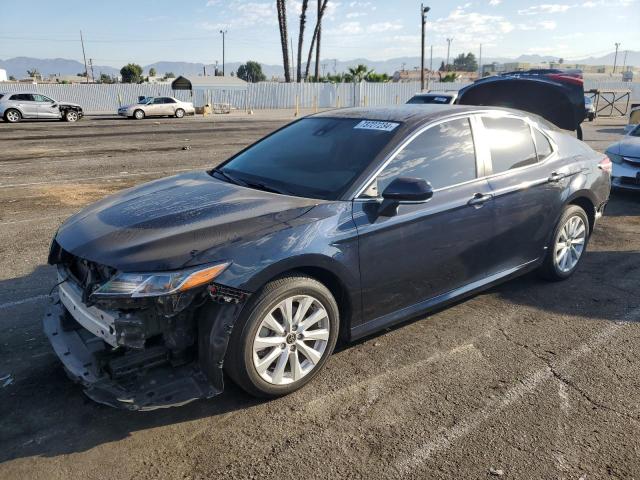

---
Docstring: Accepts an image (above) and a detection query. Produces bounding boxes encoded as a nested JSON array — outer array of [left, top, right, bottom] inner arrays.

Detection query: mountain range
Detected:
[[1, 51, 637, 79]]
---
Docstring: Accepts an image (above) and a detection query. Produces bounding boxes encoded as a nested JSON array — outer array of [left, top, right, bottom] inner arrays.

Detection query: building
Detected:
[[0, 69, 7, 82]]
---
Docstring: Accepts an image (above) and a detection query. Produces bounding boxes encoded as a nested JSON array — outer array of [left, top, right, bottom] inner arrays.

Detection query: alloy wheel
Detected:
[[6, 110, 20, 122], [252, 295, 330, 385], [555, 215, 586, 273], [66, 111, 78, 122]]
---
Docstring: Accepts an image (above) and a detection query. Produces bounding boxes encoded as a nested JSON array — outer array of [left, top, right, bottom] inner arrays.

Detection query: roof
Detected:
[[312, 105, 484, 128], [171, 75, 248, 90]]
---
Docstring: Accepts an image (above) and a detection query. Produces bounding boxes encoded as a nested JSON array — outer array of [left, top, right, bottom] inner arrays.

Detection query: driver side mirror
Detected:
[[378, 177, 433, 216]]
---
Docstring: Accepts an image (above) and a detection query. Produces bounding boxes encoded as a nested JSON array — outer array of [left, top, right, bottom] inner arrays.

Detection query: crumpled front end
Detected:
[[43, 245, 249, 411]]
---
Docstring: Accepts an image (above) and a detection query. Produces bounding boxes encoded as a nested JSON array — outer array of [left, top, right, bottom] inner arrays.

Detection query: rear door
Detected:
[[477, 114, 566, 271], [34, 94, 60, 119], [162, 97, 177, 115], [10, 93, 38, 118], [353, 116, 496, 323]]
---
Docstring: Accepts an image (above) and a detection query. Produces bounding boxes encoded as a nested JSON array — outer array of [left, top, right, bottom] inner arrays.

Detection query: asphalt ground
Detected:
[[0, 112, 639, 480]]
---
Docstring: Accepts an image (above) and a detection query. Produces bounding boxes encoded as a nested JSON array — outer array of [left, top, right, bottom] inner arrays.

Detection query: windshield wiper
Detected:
[[241, 179, 290, 195], [212, 168, 246, 187]]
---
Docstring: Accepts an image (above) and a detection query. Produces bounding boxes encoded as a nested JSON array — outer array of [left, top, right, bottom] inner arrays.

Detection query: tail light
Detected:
[[598, 156, 612, 174]]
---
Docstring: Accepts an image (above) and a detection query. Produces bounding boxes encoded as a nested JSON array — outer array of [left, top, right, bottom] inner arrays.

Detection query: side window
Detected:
[[152, 98, 164, 104], [164, 97, 176, 103], [33, 94, 53, 103], [375, 117, 477, 193], [533, 128, 553, 161], [482, 116, 538, 173], [11, 93, 34, 101]]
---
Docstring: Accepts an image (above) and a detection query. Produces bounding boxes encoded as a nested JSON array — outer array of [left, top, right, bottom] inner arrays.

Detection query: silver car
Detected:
[[605, 125, 640, 190], [118, 96, 195, 119], [0, 92, 83, 123]]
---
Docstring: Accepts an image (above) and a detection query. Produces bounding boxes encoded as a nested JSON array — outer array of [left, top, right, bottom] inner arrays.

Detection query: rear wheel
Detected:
[[225, 275, 339, 397], [133, 109, 145, 120], [175, 108, 185, 118], [4, 109, 21, 123], [539, 205, 589, 281]]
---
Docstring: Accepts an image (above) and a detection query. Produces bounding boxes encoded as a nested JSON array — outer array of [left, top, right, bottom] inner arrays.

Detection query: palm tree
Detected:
[[347, 64, 372, 83], [276, 0, 291, 82], [296, 0, 309, 82], [314, 0, 323, 81], [303, 0, 329, 80]]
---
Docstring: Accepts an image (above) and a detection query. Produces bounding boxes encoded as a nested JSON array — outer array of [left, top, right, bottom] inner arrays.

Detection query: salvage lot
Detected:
[[0, 113, 639, 479]]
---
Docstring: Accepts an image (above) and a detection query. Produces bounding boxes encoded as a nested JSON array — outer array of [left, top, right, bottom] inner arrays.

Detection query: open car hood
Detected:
[[456, 74, 585, 132]]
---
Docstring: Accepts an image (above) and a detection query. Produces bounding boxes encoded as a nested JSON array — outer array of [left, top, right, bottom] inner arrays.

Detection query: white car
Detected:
[[406, 92, 458, 105], [118, 96, 195, 119]]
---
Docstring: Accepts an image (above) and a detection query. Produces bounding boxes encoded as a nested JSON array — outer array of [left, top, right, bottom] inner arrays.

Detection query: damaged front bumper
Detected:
[[43, 293, 220, 410]]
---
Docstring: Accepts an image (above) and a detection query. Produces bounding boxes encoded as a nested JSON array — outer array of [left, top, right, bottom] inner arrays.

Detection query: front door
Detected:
[[34, 94, 60, 119], [11, 93, 38, 118], [353, 117, 496, 325]]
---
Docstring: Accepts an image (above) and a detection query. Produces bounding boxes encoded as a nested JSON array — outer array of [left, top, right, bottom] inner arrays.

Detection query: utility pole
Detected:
[[219, 30, 227, 76], [420, 4, 430, 91], [88, 58, 95, 82], [80, 30, 89, 84], [622, 50, 628, 71], [613, 42, 620, 73], [446, 38, 453, 72], [478, 43, 482, 78]]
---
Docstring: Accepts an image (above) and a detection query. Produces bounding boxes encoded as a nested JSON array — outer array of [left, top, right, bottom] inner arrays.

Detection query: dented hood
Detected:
[[53, 171, 319, 271], [457, 75, 585, 131]]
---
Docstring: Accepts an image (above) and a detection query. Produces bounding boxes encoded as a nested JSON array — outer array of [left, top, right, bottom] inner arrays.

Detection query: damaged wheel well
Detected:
[[569, 196, 595, 234]]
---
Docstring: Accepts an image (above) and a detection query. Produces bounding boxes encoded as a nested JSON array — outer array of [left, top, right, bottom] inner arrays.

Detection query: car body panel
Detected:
[[457, 75, 585, 132], [606, 129, 640, 190], [0, 92, 83, 120]]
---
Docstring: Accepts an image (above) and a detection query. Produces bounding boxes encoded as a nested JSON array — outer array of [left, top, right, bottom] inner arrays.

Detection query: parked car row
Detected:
[[0, 92, 195, 123]]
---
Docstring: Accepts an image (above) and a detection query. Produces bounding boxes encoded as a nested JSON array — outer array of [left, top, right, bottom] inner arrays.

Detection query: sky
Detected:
[[0, 0, 638, 67]]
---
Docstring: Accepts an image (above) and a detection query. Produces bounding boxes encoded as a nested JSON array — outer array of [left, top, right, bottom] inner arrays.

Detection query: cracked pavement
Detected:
[[0, 113, 639, 479]]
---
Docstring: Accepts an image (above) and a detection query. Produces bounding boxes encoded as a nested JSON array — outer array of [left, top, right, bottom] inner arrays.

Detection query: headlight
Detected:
[[606, 151, 623, 164], [91, 262, 229, 299]]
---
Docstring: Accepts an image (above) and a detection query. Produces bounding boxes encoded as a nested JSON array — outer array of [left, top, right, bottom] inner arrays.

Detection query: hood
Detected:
[[456, 75, 585, 131], [608, 135, 640, 157], [59, 101, 82, 108], [53, 171, 320, 271]]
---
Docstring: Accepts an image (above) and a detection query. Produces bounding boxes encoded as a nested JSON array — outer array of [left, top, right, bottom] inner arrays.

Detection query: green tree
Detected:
[[365, 71, 390, 83], [237, 61, 267, 82], [9, 75, 16, 81], [98, 73, 115, 84], [149, 67, 157, 77], [26, 68, 40, 78], [347, 64, 372, 83], [120, 63, 143, 83], [452, 53, 478, 72]]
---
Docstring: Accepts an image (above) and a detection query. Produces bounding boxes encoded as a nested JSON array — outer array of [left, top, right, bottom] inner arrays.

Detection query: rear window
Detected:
[[482, 116, 538, 173], [407, 95, 452, 104], [533, 128, 553, 161]]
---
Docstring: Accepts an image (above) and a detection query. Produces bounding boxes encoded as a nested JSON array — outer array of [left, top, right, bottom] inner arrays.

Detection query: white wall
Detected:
[[0, 69, 7, 82]]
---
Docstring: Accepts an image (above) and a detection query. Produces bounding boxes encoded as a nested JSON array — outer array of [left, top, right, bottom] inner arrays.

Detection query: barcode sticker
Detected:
[[354, 120, 400, 132]]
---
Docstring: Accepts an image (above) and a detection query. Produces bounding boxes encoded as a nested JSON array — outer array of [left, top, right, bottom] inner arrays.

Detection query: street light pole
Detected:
[[421, 4, 430, 92], [220, 30, 227, 76], [613, 42, 620, 74], [446, 37, 453, 72]]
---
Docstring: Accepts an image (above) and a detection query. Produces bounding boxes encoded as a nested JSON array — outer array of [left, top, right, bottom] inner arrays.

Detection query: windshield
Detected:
[[137, 97, 153, 104], [217, 117, 401, 200], [630, 125, 640, 137], [407, 95, 452, 104]]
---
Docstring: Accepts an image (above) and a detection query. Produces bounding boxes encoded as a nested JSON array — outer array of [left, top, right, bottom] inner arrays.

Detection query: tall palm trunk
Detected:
[[303, 0, 328, 81], [277, 0, 291, 82], [296, 0, 309, 82], [314, 0, 322, 81]]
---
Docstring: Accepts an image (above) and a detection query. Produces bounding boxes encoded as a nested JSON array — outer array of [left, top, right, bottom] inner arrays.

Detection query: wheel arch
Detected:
[[566, 191, 596, 234], [241, 254, 359, 341]]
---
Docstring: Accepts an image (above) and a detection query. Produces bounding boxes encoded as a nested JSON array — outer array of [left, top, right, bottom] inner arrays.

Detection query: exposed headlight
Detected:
[[91, 262, 229, 299]]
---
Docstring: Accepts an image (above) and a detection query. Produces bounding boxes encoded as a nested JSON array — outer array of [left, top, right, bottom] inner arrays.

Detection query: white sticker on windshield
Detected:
[[354, 120, 399, 132], [434, 96, 449, 103]]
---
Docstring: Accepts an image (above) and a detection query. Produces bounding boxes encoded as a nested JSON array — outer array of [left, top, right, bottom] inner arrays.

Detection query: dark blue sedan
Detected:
[[45, 105, 611, 409]]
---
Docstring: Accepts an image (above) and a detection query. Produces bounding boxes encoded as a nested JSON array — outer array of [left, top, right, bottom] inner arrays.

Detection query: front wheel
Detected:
[[133, 109, 145, 120], [225, 275, 339, 397], [539, 205, 590, 281], [63, 110, 79, 122], [175, 108, 185, 118]]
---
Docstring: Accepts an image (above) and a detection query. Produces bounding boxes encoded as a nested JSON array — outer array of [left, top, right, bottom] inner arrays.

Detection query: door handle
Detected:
[[547, 172, 564, 183], [468, 193, 492, 207]]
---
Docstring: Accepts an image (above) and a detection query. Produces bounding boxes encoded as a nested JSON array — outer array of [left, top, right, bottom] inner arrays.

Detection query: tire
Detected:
[[63, 110, 79, 122], [576, 124, 583, 140], [175, 108, 185, 119], [133, 109, 145, 120], [4, 109, 22, 123], [225, 274, 339, 398], [538, 205, 590, 281]]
